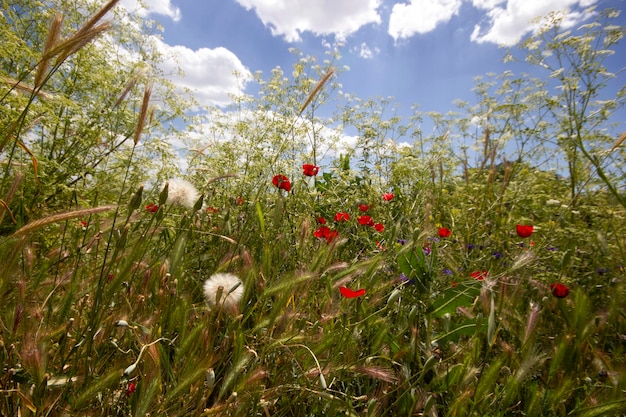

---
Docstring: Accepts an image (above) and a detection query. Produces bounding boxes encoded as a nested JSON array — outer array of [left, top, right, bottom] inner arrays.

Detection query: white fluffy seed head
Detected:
[[203, 273, 244, 314], [164, 179, 200, 209]]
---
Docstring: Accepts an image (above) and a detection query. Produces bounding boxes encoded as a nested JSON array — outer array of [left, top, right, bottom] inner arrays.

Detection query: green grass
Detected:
[[1, 1, 625, 415]]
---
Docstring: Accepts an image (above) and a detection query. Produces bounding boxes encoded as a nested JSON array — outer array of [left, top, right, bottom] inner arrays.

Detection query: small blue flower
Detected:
[[443, 268, 453, 275], [493, 251, 503, 260]]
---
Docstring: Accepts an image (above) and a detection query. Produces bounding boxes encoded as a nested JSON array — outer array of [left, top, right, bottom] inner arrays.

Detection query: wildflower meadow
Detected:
[[1, 1, 625, 416]]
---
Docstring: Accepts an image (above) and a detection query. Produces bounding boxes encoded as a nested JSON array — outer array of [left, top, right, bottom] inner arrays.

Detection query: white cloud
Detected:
[[152, 37, 251, 107], [471, 0, 506, 10], [470, 0, 598, 45], [388, 0, 463, 41], [118, 0, 181, 22], [234, 0, 382, 42], [352, 42, 380, 59]]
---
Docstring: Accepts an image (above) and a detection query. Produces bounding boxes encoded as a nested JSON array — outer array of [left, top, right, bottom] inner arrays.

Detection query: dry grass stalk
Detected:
[[34, 14, 64, 88], [53, 22, 112, 65], [133, 84, 152, 145], [46, 0, 120, 64], [424, 202, 432, 233], [0, 200, 16, 224], [500, 159, 512, 194], [0, 171, 24, 225], [610, 131, 626, 153], [76, 0, 120, 39], [1, 76, 54, 100], [114, 66, 148, 108], [299, 67, 335, 114], [353, 366, 398, 384], [523, 302, 541, 345], [12, 205, 117, 237]]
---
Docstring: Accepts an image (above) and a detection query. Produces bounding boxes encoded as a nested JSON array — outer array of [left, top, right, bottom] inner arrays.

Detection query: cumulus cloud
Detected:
[[388, 0, 463, 41], [234, 0, 382, 42], [354, 42, 380, 59], [152, 37, 251, 107], [118, 0, 181, 22], [470, 0, 598, 45]]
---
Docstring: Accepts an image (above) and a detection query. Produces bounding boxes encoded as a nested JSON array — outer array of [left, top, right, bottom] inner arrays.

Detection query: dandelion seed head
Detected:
[[203, 273, 244, 313], [165, 179, 200, 209]]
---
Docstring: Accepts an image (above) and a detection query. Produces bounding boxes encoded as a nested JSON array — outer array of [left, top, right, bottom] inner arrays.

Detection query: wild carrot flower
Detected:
[[302, 164, 319, 176], [438, 227, 451, 238], [203, 273, 244, 313], [516, 224, 534, 238], [550, 283, 569, 298], [165, 179, 200, 209], [272, 174, 291, 192], [382, 192, 394, 201], [334, 212, 350, 222], [340, 286, 366, 298]]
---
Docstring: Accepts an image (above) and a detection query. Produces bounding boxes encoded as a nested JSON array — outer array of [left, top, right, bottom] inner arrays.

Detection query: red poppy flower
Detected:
[[470, 270, 488, 281], [302, 164, 319, 176], [326, 229, 339, 242], [358, 204, 370, 212], [145, 204, 159, 213], [516, 225, 533, 238], [357, 215, 374, 226], [374, 223, 385, 232], [205, 206, 219, 214], [126, 382, 136, 397], [334, 212, 350, 222], [317, 216, 327, 224], [272, 174, 291, 192], [382, 193, 394, 201], [80, 221, 88, 228], [236, 197, 244, 205], [550, 283, 570, 298], [438, 227, 451, 238], [340, 286, 366, 298], [314, 226, 330, 239], [314, 226, 338, 243]]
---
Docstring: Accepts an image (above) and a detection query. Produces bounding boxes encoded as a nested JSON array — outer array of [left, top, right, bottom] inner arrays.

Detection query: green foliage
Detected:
[[0, 2, 625, 417]]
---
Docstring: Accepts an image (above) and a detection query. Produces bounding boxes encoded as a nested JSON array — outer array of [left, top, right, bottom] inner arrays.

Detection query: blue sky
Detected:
[[118, 0, 625, 148]]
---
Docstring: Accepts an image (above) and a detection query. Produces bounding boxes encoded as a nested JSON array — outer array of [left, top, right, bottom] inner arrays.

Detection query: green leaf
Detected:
[[428, 281, 481, 318], [397, 246, 432, 293]]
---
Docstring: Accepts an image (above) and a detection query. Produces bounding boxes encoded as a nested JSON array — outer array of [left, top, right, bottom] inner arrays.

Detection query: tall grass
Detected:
[[1, 2, 625, 416]]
